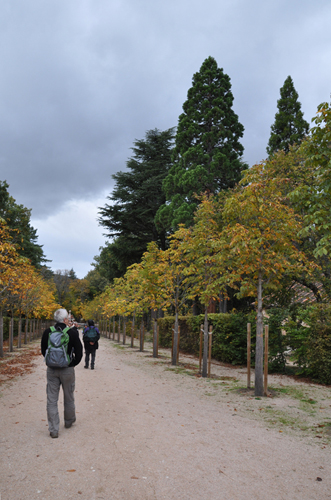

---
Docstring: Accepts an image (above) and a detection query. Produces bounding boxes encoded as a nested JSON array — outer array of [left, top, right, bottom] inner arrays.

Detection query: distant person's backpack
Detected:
[[45, 326, 71, 368], [83, 326, 98, 343]]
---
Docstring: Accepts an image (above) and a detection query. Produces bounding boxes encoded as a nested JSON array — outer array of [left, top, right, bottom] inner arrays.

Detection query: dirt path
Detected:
[[1, 335, 331, 500]]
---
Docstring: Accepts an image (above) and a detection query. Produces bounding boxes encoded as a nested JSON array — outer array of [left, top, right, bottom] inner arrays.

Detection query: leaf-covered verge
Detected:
[[0, 341, 40, 385]]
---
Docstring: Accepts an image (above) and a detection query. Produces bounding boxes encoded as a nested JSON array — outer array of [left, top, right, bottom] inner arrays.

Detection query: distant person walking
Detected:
[[83, 320, 100, 370], [41, 308, 82, 438]]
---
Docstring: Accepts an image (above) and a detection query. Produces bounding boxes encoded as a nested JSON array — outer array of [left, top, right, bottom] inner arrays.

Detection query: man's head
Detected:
[[88, 320, 94, 327], [54, 308, 69, 324]]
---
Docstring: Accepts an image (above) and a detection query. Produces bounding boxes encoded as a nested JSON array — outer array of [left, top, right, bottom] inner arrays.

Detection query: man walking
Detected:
[[83, 319, 100, 370], [41, 308, 82, 438]]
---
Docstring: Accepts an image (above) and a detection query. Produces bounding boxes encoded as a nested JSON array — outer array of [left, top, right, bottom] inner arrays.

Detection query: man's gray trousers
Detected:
[[46, 366, 76, 434]]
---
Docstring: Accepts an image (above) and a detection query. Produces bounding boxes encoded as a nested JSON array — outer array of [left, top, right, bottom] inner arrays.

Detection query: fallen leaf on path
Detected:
[[67, 469, 76, 472]]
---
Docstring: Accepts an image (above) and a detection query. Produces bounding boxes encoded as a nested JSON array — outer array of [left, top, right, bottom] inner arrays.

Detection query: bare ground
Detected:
[[0, 333, 331, 500]]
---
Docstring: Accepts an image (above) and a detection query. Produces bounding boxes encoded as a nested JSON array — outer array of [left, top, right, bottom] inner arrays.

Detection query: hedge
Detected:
[[158, 309, 290, 370]]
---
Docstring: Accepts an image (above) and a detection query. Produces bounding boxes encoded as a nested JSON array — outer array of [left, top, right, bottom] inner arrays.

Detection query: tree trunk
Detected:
[[123, 316, 126, 345], [202, 307, 209, 377], [255, 272, 264, 397], [0, 310, 3, 357], [139, 319, 144, 352], [18, 316, 22, 348], [118, 316, 121, 342], [25, 318, 28, 344], [153, 317, 158, 358], [131, 311, 136, 348], [171, 310, 179, 366], [219, 293, 228, 313], [9, 315, 14, 352]]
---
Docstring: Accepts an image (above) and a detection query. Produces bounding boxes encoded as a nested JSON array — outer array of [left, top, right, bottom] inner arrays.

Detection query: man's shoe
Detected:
[[84, 366, 88, 369], [91, 367, 94, 370], [65, 417, 76, 429], [50, 432, 58, 438]]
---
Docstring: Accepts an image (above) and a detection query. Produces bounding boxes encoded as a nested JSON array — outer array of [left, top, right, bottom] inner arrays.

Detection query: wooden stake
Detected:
[[208, 325, 212, 377], [247, 323, 251, 389], [264, 325, 269, 396]]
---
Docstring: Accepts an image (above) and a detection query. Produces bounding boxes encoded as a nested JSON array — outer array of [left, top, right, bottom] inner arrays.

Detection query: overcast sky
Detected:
[[1, 0, 330, 278]]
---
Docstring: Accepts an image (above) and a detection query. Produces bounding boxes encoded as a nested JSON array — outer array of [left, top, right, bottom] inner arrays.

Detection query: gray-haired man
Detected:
[[41, 308, 82, 438]]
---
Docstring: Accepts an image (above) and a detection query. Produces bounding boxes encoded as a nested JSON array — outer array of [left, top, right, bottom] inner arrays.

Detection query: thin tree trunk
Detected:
[[131, 311, 136, 348], [153, 317, 158, 358], [118, 316, 121, 342], [123, 316, 126, 345], [18, 316, 22, 348], [25, 317, 29, 344], [202, 307, 209, 377], [0, 310, 3, 357], [139, 319, 144, 352], [255, 272, 264, 397], [9, 315, 14, 352]]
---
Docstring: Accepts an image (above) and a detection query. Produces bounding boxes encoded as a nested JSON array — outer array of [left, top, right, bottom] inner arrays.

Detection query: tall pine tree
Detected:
[[267, 76, 309, 155], [156, 56, 246, 229]]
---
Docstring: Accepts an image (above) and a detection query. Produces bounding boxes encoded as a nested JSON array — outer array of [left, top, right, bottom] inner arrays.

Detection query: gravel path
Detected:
[[0, 335, 331, 500]]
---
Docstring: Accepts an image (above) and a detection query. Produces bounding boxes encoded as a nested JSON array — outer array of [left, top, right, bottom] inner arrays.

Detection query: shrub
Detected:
[[287, 304, 331, 384]]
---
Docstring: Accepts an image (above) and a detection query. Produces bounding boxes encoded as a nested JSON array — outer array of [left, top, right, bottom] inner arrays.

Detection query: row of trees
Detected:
[[83, 99, 331, 396], [0, 222, 59, 355]]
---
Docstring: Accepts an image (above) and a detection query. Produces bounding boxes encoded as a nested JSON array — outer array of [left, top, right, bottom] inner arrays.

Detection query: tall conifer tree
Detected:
[[156, 56, 246, 229], [98, 128, 174, 277], [267, 76, 309, 155]]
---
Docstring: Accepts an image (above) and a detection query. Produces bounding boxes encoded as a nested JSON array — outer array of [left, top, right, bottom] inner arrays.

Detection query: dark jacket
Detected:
[[41, 322, 83, 367], [83, 326, 100, 352]]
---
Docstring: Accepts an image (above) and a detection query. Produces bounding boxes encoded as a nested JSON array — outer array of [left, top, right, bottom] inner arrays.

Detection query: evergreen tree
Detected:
[[267, 76, 309, 156], [98, 128, 174, 277], [156, 56, 246, 229]]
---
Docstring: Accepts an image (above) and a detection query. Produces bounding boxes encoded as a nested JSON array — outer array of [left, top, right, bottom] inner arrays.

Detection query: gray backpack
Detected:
[[45, 326, 71, 368]]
